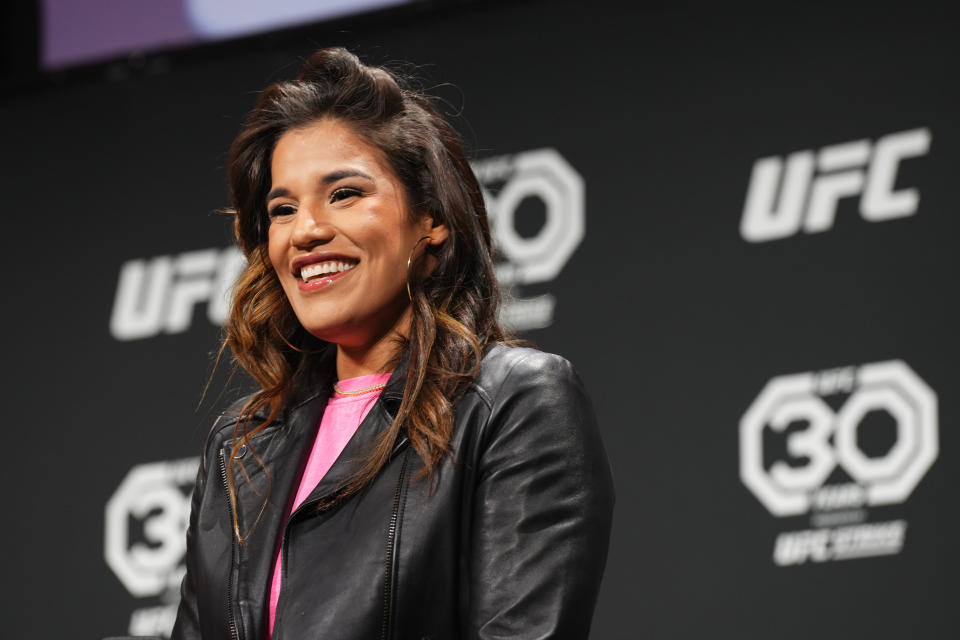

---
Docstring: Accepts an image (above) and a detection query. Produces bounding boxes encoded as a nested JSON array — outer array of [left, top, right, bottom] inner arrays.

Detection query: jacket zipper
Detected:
[[380, 450, 410, 640], [219, 449, 241, 640]]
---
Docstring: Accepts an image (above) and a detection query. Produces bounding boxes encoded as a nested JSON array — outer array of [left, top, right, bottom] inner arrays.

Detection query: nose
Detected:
[[290, 202, 335, 249]]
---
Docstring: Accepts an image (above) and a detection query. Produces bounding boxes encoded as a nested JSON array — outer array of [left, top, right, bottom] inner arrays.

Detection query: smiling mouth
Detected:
[[298, 260, 358, 283]]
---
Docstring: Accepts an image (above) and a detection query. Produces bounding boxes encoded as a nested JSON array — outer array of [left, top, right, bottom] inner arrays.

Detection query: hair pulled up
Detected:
[[222, 47, 505, 541]]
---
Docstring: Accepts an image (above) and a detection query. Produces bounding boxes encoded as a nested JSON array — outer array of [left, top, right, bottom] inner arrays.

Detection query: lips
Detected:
[[291, 253, 359, 288]]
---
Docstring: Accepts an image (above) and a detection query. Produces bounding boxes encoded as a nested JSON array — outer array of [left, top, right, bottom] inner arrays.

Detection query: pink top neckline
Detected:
[[330, 372, 393, 400]]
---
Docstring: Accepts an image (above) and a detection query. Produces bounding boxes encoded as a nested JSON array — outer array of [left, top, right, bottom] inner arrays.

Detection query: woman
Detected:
[[173, 47, 614, 640]]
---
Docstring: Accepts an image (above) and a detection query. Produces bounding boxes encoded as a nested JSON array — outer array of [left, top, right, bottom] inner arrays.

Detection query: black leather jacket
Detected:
[[172, 345, 614, 640]]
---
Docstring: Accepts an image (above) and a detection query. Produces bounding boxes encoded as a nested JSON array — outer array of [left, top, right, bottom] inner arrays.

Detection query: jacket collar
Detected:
[[290, 345, 411, 513], [234, 344, 412, 524]]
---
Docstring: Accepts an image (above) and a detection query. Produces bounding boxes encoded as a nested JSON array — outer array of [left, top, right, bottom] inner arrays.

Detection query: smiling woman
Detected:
[[173, 47, 614, 640]]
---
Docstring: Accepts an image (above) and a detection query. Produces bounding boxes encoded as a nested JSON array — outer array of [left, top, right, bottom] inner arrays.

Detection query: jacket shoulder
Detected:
[[474, 345, 581, 403], [217, 392, 258, 427], [201, 392, 260, 455], [475, 345, 576, 394]]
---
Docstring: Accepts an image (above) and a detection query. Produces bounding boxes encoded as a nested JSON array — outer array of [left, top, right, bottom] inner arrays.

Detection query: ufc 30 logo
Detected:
[[473, 148, 584, 287], [740, 361, 938, 517], [740, 128, 930, 242], [110, 246, 246, 341], [105, 458, 199, 597]]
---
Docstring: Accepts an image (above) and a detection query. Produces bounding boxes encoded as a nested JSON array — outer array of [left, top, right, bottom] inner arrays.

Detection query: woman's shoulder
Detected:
[[474, 344, 583, 403], [201, 392, 261, 448], [218, 392, 258, 423], [478, 343, 574, 372], [469, 345, 605, 467]]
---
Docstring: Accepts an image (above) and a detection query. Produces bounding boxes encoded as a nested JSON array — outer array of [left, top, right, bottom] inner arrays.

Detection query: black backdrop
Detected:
[[2, 2, 957, 638]]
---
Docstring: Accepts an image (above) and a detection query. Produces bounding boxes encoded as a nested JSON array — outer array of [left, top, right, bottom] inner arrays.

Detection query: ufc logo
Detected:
[[110, 247, 246, 341], [740, 128, 930, 242], [473, 148, 585, 286], [740, 360, 938, 517]]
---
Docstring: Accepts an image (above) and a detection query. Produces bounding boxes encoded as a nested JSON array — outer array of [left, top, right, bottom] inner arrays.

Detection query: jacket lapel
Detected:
[[292, 359, 409, 514], [230, 355, 334, 638]]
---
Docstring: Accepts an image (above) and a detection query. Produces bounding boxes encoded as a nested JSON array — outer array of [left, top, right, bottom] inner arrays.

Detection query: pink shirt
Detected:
[[267, 373, 392, 638]]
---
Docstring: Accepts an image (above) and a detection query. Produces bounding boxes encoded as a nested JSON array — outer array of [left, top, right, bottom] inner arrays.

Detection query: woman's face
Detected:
[[267, 118, 443, 348]]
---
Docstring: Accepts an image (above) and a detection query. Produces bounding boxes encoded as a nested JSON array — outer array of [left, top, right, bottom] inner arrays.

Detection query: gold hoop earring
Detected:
[[406, 235, 432, 301]]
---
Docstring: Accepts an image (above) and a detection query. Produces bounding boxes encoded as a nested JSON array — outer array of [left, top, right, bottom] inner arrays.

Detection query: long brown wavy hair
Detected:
[[221, 47, 507, 541]]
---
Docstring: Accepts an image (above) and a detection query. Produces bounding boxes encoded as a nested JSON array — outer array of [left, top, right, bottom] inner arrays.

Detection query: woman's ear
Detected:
[[423, 216, 450, 245]]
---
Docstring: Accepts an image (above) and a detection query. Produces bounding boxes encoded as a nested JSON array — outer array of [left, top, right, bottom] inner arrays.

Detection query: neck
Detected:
[[334, 306, 412, 380]]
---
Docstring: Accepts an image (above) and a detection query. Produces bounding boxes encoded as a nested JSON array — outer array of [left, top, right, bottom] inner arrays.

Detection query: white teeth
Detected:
[[301, 261, 356, 282]]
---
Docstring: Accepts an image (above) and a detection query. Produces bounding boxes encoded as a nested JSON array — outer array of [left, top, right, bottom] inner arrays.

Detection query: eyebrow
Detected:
[[266, 169, 375, 201]]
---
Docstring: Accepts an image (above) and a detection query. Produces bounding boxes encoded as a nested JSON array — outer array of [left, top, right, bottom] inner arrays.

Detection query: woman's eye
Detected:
[[268, 204, 296, 218], [330, 187, 362, 203]]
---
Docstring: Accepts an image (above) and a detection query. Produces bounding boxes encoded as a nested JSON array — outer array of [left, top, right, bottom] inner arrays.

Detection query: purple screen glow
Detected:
[[42, 0, 411, 70]]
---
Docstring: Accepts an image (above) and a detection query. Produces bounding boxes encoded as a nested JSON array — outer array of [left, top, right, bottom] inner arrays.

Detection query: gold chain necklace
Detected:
[[332, 381, 388, 397]]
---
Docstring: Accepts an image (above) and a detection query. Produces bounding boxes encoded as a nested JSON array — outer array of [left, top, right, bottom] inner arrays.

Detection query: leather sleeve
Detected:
[[467, 351, 615, 639], [171, 427, 214, 640]]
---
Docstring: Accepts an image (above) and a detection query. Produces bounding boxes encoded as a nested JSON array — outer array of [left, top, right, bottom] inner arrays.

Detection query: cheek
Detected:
[[267, 227, 286, 274]]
